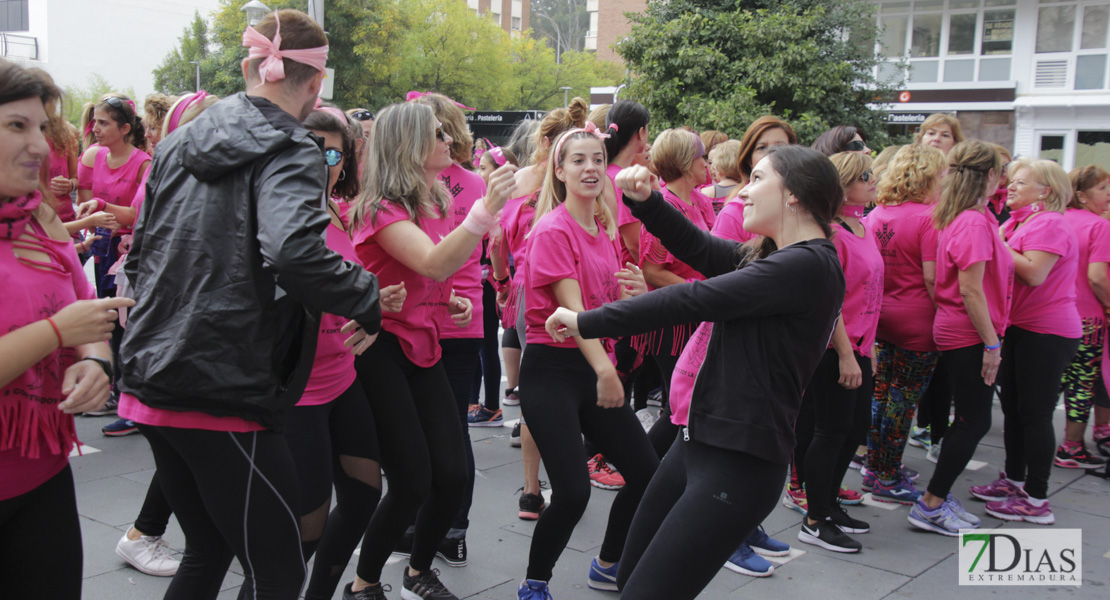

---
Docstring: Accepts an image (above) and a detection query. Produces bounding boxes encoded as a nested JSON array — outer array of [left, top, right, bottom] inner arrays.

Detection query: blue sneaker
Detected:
[[908, 500, 974, 537], [871, 477, 922, 505], [746, 526, 790, 557], [102, 418, 138, 437], [908, 426, 930, 449], [587, 557, 619, 591], [724, 542, 774, 577], [518, 579, 553, 600], [945, 493, 981, 527], [901, 465, 920, 482], [861, 468, 877, 491]]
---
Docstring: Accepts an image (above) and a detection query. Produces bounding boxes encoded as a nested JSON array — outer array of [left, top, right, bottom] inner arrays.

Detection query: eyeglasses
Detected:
[[351, 110, 374, 122], [435, 126, 446, 142], [325, 148, 344, 167], [844, 139, 867, 152], [859, 170, 873, 183]]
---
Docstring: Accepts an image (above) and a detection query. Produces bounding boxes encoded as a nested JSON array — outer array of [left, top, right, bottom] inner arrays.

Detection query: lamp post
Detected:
[[242, 0, 271, 27], [190, 60, 200, 92], [560, 86, 573, 106]]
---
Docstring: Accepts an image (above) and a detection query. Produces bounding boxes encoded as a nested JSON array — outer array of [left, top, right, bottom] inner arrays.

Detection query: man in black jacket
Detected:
[[118, 10, 381, 599]]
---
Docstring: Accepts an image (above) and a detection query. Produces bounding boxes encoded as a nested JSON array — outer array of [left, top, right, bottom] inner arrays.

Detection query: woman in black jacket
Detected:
[[545, 145, 845, 600]]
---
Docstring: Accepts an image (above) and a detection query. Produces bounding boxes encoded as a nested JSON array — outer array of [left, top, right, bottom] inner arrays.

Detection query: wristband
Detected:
[[94, 198, 107, 212], [69, 178, 78, 193], [983, 341, 1001, 351], [461, 200, 500, 236], [45, 317, 64, 349], [79, 356, 113, 383]]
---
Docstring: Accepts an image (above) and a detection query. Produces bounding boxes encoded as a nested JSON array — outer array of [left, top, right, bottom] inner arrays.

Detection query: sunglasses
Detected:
[[844, 139, 867, 152], [859, 170, 873, 183], [435, 126, 446, 142], [325, 148, 344, 167], [351, 110, 374, 122], [103, 96, 135, 115]]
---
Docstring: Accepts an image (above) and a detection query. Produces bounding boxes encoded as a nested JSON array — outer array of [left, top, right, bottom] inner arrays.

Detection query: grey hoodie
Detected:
[[120, 93, 381, 430]]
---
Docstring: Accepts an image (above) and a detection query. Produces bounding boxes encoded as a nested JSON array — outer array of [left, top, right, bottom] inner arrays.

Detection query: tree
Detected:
[[617, 0, 897, 145], [531, 0, 589, 59], [63, 74, 137, 124], [152, 12, 211, 95]]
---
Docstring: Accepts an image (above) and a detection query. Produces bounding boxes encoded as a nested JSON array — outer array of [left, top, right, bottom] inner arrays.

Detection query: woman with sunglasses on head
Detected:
[[516, 125, 658, 600], [344, 101, 516, 600], [971, 159, 1081, 525], [813, 125, 871, 157]]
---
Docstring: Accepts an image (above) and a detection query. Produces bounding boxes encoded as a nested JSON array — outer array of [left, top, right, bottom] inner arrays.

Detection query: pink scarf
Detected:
[[242, 19, 329, 87], [0, 192, 43, 240]]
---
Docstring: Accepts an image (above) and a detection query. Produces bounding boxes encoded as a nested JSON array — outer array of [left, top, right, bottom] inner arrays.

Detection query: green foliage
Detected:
[[151, 0, 619, 112], [62, 73, 137, 124], [617, 0, 897, 146], [531, 0, 588, 56]]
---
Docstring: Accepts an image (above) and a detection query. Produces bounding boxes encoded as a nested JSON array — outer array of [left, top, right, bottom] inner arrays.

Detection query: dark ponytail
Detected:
[[604, 100, 650, 161]]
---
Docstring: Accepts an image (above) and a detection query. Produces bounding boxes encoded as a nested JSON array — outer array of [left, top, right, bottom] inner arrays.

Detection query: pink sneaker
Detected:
[[985, 496, 1055, 525], [969, 472, 1027, 502]]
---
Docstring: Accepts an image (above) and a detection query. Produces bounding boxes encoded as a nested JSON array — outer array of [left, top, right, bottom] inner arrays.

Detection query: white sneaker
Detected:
[[927, 439, 942, 464], [116, 533, 180, 577]]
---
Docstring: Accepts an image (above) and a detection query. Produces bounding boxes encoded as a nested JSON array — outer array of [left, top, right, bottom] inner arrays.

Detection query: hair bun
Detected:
[[566, 97, 589, 128]]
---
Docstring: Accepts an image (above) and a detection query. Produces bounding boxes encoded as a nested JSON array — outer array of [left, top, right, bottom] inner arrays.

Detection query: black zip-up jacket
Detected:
[[577, 191, 845, 464], [120, 94, 381, 430]]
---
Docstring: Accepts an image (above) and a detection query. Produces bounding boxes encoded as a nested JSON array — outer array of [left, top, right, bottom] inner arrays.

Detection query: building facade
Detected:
[[585, 0, 644, 63], [468, 0, 529, 36]]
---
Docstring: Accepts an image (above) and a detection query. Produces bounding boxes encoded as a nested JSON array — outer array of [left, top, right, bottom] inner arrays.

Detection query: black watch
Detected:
[[80, 356, 113, 384]]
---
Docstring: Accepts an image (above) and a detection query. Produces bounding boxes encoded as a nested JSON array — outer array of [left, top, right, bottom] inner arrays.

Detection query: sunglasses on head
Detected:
[[859, 170, 873, 183], [103, 96, 135, 116], [325, 148, 344, 167], [844, 139, 867, 152], [351, 110, 374, 122]]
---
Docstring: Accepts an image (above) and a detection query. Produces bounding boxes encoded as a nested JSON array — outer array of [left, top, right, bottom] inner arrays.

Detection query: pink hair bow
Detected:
[[405, 91, 476, 111], [553, 121, 611, 165], [242, 18, 329, 87], [489, 147, 507, 167]]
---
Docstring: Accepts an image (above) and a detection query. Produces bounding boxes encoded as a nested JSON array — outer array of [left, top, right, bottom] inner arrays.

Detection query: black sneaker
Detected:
[[510, 422, 522, 448], [827, 506, 870, 534], [518, 492, 545, 520], [797, 519, 862, 553], [402, 567, 458, 600], [392, 529, 414, 558], [343, 582, 391, 600], [435, 537, 467, 567]]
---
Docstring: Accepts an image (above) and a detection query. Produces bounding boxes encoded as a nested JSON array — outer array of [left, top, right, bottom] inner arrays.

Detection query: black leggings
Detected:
[[926, 345, 996, 499], [519, 344, 659, 582], [353, 331, 467, 582], [919, 358, 953, 444], [998, 326, 1078, 498], [616, 433, 786, 600], [475, 278, 502, 410], [284, 381, 383, 600], [0, 464, 82, 600], [440, 337, 482, 533], [139, 424, 305, 600], [134, 470, 173, 537]]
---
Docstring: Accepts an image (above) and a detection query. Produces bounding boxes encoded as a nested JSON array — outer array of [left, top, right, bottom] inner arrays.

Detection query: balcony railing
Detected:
[[0, 32, 38, 60]]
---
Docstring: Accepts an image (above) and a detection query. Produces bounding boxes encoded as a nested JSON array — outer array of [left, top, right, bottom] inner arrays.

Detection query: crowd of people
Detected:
[[3, 7, 1110, 600]]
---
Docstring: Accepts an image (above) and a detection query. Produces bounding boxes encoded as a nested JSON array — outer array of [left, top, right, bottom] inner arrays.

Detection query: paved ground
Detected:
[[71, 386, 1110, 600]]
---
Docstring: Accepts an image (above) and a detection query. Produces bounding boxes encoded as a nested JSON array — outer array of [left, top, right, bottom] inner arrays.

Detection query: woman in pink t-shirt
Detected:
[[0, 61, 131, 599], [910, 141, 1011, 537], [344, 101, 516, 599], [1060, 166, 1110, 461], [516, 127, 657, 599], [792, 152, 883, 553], [979, 159, 1082, 525], [862, 144, 947, 502]]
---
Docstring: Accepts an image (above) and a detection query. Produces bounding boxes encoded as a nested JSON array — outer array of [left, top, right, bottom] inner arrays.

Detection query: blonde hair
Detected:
[[876, 145, 946, 206], [1070, 165, 1110, 210], [588, 104, 610, 130], [700, 130, 728, 155], [532, 97, 589, 168], [351, 102, 450, 231], [708, 140, 743, 182], [829, 152, 873, 194], [161, 93, 220, 140], [651, 128, 704, 183], [1008, 158, 1072, 214], [533, 130, 616, 240], [871, 144, 902, 184], [411, 92, 474, 168], [914, 113, 965, 146], [933, 140, 1002, 229]]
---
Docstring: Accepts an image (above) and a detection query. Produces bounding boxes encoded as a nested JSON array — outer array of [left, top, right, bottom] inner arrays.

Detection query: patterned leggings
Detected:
[[1060, 317, 1110, 424], [867, 340, 939, 481]]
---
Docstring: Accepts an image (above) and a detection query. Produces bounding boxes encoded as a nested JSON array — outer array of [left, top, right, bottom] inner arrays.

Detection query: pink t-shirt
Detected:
[[866, 202, 940, 352], [711, 200, 756, 244], [298, 221, 360, 406], [0, 213, 95, 500], [436, 163, 487, 340], [1064, 208, 1110, 322], [668, 321, 714, 427], [831, 222, 885, 357], [639, 188, 713, 286], [608, 164, 639, 267], [119, 393, 264, 432], [79, 146, 151, 236], [354, 200, 454, 367], [498, 194, 538, 329], [524, 204, 622, 348], [48, 143, 76, 223], [933, 209, 1014, 351], [1002, 208, 1082, 338]]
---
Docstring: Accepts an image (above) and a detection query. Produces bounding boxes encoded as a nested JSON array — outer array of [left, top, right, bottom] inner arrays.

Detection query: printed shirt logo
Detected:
[[959, 529, 1081, 586], [442, 174, 464, 198], [875, 222, 895, 249]]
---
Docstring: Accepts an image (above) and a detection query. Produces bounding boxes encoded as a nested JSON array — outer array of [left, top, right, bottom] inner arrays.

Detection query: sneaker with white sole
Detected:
[[926, 439, 942, 463], [518, 579, 553, 600], [724, 542, 774, 577], [102, 418, 139, 437], [870, 477, 922, 505], [907, 500, 975, 536], [503, 388, 521, 407], [86, 392, 119, 417], [827, 506, 870, 534], [944, 494, 981, 527], [797, 519, 861, 553], [782, 484, 807, 515], [467, 406, 504, 427], [510, 422, 522, 447], [116, 532, 179, 577], [587, 557, 619, 591], [969, 472, 1026, 502], [401, 567, 458, 600], [985, 495, 1056, 525], [1054, 444, 1107, 469], [907, 426, 930, 449], [746, 526, 790, 557], [435, 537, 467, 567]]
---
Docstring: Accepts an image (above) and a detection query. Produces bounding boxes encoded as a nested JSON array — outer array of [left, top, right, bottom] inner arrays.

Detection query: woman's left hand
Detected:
[[596, 371, 625, 409], [380, 282, 406, 313], [545, 307, 580, 343], [76, 199, 99, 220], [58, 359, 111, 414], [616, 262, 647, 297], [838, 354, 862, 390], [449, 295, 473, 328], [341, 319, 378, 355]]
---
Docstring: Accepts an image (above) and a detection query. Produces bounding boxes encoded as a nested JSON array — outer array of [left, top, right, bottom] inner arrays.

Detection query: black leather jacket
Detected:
[[120, 94, 381, 430]]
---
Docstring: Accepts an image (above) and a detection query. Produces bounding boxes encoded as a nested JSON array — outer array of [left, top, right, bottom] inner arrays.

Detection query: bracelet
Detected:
[[45, 317, 64, 349], [94, 198, 107, 212], [495, 274, 510, 285], [69, 178, 77, 193], [461, 200, 500, 236], [79, 356, 113, 383], [983, 341, 1001, 351]]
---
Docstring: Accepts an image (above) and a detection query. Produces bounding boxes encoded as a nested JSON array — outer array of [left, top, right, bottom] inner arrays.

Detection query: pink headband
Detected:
[[313, 97, 348, 125], [242, 18, 329, 88], [406, 91, 475, 111], [553, 121, 610, 166], [489, 147, 506, 167], [166, 91, 210, 136]]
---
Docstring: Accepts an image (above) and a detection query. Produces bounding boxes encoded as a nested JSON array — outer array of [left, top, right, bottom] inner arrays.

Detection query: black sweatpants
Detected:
[[616, 433, 786, 600], [794, 349, 872, 520], [475, 278, 502, 411], [926, 345, 996, 499], [440, 337, 483, 533], [997, 326, 1079, 499], [519, 344, 659, 582], [0, 464, 82, 600], [139, 424, 305, 600], [353, 332, 468, 582]]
